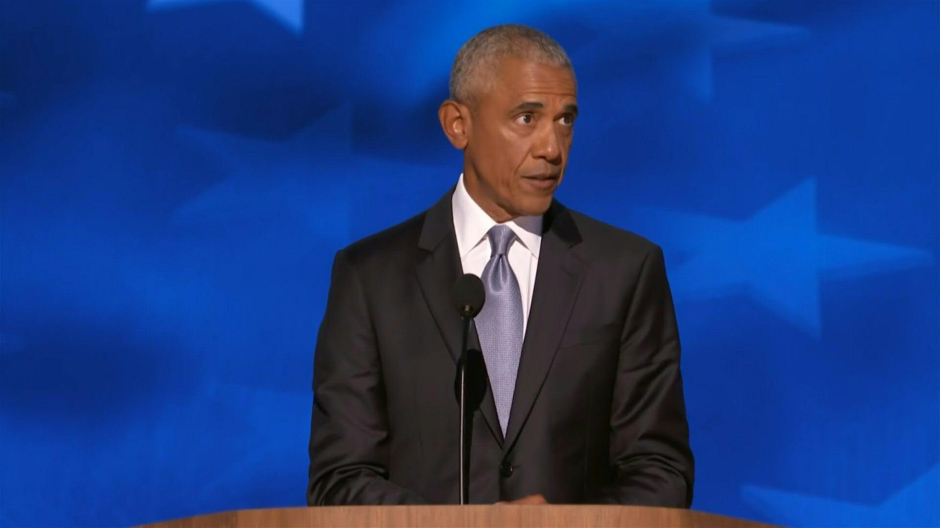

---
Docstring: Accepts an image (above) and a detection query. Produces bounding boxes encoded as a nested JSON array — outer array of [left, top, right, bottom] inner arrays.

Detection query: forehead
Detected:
[[488, 56, 577, 104]]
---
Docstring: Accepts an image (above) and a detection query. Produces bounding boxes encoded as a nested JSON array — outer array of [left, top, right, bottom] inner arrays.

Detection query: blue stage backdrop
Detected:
[[1, 1, 937, 526]]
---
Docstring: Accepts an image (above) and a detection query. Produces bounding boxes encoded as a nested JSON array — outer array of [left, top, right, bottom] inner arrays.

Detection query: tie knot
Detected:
[[487, 225, 516, 256]]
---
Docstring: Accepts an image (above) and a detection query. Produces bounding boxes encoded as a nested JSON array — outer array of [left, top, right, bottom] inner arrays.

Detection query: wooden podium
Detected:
[[142, 505, 773, 527]]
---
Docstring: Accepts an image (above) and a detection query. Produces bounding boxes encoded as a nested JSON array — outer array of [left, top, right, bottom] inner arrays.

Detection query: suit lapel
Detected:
[[502, 201, 585, 454], [414, 188, 504, 446]]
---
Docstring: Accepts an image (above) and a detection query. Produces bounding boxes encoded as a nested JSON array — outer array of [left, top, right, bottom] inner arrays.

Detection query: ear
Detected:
[[438, 99, 471, 150]]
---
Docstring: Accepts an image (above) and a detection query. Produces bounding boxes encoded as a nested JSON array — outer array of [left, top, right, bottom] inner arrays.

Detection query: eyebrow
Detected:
[[510, 101, 579, 117]]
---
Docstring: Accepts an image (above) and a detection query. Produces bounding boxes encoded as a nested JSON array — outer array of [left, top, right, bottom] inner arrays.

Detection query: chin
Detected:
[[515, 196, 553, 217]]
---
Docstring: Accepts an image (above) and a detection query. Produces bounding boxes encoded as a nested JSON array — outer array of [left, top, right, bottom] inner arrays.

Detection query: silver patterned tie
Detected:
[[474, 224, 524, 435]]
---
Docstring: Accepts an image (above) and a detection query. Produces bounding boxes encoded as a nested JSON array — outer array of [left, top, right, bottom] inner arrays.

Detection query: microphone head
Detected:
[[452, 274, 485, 318]]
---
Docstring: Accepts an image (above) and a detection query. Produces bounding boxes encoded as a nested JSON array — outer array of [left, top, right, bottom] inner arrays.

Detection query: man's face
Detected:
[[463, 56, 578, 221]]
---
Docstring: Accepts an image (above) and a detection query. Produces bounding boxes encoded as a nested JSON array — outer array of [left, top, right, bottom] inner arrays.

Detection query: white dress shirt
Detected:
[[452, 173, 543, 335]]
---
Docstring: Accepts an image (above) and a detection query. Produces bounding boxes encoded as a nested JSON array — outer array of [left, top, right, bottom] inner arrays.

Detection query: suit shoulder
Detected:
[[340, 211, 425, 266], [566, 207, 661, 256]]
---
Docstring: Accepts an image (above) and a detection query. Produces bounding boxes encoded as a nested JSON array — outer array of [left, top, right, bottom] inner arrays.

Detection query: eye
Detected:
[[559, 114, 575, 126], [515, 113, 534, 125]]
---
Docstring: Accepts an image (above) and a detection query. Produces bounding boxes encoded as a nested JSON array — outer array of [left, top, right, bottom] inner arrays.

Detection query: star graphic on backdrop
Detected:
[[628, 179, 933, 336], [148, 0, 303, 33], [173, 103, 450, 244], [568, 1, 810, 101], [170, 103, 454, 398], [742, 465, 939, 527], [362, 0, 808, 104], [173, 104, 354, 240]]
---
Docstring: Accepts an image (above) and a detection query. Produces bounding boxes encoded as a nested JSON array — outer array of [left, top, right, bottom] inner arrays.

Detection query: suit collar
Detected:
[[416, 187, 456, 253]]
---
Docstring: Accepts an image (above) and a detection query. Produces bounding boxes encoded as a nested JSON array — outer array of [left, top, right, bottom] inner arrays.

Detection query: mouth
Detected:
[[522, 173, 560, 182], [520, 173, 560, 192]]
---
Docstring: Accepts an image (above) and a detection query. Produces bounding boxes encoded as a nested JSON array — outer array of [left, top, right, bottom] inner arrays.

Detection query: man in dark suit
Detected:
[[307, 24, 693, 506]]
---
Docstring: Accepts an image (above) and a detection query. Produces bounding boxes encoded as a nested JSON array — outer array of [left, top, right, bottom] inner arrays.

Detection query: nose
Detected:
[[531, 121, 563, 165]]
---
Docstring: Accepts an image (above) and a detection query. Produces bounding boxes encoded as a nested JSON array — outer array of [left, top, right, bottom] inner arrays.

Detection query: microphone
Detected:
[[451, 274, 485, 505], [452, 274, 484, 318]]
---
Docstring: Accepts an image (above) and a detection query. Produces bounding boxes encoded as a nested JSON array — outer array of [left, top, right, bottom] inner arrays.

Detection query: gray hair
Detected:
[[449, 24, 575, 107]]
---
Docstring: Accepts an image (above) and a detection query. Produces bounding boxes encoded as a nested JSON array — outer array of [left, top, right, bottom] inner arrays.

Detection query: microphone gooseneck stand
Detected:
[[452, 274, 485, 505], [458, 310, 472, 505]]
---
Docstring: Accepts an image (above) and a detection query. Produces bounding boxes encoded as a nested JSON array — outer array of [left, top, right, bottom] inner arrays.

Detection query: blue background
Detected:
[[1, 0, 937, 526]]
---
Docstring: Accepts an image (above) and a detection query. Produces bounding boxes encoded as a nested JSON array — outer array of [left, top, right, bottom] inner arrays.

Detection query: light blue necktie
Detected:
[[474, 225, 524, 435]]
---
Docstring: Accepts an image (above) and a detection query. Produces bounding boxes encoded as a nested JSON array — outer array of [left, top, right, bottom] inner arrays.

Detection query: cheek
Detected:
[[491, 132, 529, 186], [505, 137, 533, 167]]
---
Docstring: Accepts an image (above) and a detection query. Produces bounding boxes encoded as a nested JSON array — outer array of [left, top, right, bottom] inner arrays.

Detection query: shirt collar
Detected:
[[452, 173, 543, 260]]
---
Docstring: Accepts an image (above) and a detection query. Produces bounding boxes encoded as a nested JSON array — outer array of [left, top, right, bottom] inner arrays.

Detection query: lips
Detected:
[[522, 174, 559, 181], [521, 174, 559, 192]]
